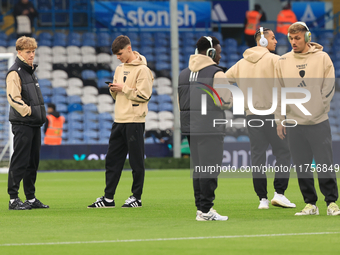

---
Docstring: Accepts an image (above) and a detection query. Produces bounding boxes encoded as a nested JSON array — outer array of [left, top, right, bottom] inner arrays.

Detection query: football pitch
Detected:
[[1, 169, 340, 255]]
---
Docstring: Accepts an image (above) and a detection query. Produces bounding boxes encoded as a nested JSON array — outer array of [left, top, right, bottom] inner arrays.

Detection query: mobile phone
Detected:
[[105, 81, 111, 85]]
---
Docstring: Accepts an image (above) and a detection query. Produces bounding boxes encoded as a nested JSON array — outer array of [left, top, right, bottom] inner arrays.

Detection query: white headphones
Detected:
[[287, 21, 311, 43], [195, 36, 216, 59], [259, 27, 268, 47]]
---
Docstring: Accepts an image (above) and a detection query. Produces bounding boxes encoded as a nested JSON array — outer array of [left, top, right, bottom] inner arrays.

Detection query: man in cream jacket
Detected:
[[275, 22, 340, 216], [226, 28, 295, 210], [88, 35, 153, 209]]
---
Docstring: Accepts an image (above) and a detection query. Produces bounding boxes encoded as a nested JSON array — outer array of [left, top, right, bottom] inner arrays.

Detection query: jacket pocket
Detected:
[[132, 102, 148, 118]]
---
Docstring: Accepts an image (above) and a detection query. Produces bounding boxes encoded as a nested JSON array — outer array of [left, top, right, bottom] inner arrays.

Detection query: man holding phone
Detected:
[[88, 35, 153, 208]]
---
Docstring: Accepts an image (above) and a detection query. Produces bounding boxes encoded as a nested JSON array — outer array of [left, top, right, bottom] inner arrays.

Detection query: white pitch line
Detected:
[[0, 232, 339, 247]]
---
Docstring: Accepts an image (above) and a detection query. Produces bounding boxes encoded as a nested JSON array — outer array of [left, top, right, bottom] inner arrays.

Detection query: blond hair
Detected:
[[16, 36, 38, 51], [288, 23, 308, 35]]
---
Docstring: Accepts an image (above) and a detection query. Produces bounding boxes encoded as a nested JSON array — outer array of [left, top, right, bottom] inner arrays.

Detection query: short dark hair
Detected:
[[47, 103, 56, 111], [254, 27, 271, 41], [111, 35, 131, 54], [255, 4, 261, 12], [196, 36, 220, 54]]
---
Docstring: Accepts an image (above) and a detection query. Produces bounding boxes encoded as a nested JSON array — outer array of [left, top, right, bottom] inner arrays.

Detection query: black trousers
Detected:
[[8, 124, 41, 200], [187, 135, 224, 213], [287, 120, 338, 205], [246, 115, 291, 199], [104, 123, 145, 200]]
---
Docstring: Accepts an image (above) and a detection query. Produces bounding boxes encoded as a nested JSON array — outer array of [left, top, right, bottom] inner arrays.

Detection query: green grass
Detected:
[[1, 170, 340, 255]]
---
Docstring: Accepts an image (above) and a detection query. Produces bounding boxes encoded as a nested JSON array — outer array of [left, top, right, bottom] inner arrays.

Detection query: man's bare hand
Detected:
[[277, 124, 286, 140], [109, 83, 123, 92]]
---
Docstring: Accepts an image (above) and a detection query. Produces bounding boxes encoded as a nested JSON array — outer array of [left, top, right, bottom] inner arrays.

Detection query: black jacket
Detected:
[[7, 57, 46, 127], [178, 65, 226, 135]]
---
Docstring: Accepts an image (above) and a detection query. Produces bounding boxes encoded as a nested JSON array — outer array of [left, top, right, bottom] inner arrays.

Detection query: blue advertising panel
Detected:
[[292, 2, 325, 28], [40, 144, 171, 161], [94, 1, 211, 30], [212, 1, 248, 24]]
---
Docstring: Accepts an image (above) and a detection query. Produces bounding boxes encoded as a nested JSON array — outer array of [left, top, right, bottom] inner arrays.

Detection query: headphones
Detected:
[[287, 21, 311, 43], [259, 27, 268, 47], [195, 36, 216, 60]]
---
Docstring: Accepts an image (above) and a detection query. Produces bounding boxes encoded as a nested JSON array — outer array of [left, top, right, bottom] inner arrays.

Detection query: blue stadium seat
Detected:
[[276, 37, 288, 46], [68, 112, 83, 122], [144, 53, 155, 62], [82, 32, 96, 41], [84, 121, 99, 131], [67, 95, 82, 104], [41, 87, 53, 96], [68, 103, 83, 113], [155, 62, 171, 71], [140, 32, 153, 42], [39, 39, 52, 47], [43, 96, 51, 103], [84, 130, 99, 139], [52, 95, 67, 104], [144, 137, 156, 144], [56, 103, 68, 113], [81, 70, 97, 80], [154, 38, 169, 47], [158, 102, 173, 112], [39, 79, 52, 88], [212, 31, 223, 42], [68, 38, 82, 47], [157, 54, 171, 63], [224, 45, 238, 54], [148, 102, 159, 112], [224, 136, 237, 142], [84, 112, 98, 122], [38, 32, 52, 41], [139, 47, 154, 55], [83, 39, 96, 47], [237, 135, 250, 142], [96, 70, 112, 80], [125, 32, 139, 42], [69, 121, 84, 131], [157, 94, 172, 103], [0, 32, 7, 40], [53, 38, 67, 47], [99, 112, 113, 122], [83, 103, 98, 112], [224, 38, 237, 47], [52, 87, 67, 95], [8, 39, 16, 47]]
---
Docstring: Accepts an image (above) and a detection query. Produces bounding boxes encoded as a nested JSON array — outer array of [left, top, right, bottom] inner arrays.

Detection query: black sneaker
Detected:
[[87, 196, 115, 208], [9, 198, 32, 210], [121, 196, 142, 208], [24, 199, 49, 209]]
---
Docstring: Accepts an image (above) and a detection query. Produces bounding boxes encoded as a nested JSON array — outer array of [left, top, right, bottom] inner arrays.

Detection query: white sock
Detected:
[[104, 198, 113, 203], [28, 198, 36, 203], [10, 199, 15, 204]]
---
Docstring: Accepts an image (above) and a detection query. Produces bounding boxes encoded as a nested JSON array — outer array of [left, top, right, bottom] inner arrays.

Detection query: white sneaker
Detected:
[[327, 202, 340, 216], [196, 210, 204, 221], [295, 204, 319, 216], [271, 192, 296, 208], [200, 208, 228, 221], [258, 198, 269, 209]]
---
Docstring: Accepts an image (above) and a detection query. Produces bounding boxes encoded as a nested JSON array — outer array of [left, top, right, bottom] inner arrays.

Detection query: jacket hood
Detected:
[[291, 42, 323, 59], [188, 54, 217, 72], [125, 51, 147, 66], [243, 46, 269, 63]]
